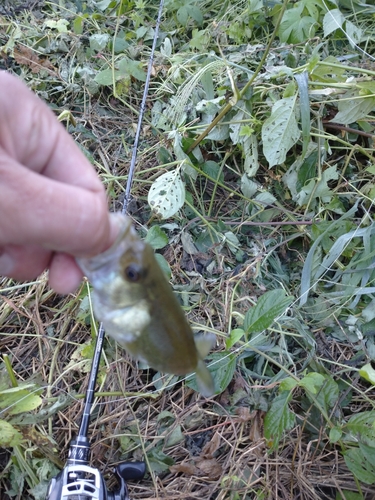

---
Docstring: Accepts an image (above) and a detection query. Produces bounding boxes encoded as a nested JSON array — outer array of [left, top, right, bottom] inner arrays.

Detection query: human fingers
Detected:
[[0, 71, 103, 193], [0, 244, 51, 282], [0, 151, 111, 257], [48, 253, 84, 294]]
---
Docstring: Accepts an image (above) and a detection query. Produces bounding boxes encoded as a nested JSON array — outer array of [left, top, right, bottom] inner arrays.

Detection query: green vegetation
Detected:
[[2, 0, 375, 498]]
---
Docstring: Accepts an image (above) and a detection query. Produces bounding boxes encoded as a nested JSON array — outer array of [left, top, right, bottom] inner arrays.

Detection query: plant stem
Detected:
[[186, 0, 290, 153]]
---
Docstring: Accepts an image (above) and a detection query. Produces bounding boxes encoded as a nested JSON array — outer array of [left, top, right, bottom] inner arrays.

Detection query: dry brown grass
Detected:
[[1, 270, 375, 499]]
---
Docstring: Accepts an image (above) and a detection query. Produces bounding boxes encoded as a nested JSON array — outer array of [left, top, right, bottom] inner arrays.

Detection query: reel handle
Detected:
[[108, 461, 146, 500]]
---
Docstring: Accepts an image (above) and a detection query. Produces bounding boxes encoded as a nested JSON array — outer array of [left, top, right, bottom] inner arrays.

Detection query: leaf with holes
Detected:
[[148, 170, 185, 219], [262, 95, 300, 167]]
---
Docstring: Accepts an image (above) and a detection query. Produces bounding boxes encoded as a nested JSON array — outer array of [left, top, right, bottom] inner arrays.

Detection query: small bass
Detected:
[[77, 215, 215, 397]]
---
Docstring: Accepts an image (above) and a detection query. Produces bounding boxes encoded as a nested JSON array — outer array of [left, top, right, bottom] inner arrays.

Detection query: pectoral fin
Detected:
[[196, 359, 215, 398], [194, 334, 216, 358], [193, 334, 216, 397]]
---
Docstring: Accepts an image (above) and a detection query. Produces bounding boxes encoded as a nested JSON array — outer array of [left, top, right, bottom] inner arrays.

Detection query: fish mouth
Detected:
[[76, 215, 134, 277]]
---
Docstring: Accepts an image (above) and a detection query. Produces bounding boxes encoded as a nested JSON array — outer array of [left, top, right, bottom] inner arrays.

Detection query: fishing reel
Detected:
[[46, 435, 146, 500], [45, 323, 146, 500]]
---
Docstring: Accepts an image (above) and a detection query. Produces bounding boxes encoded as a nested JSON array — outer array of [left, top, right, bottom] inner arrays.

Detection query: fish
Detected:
[[77, 214, 215, 397]]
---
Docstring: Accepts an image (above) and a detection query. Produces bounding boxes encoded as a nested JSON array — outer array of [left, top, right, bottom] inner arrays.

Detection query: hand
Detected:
[[0, 71, 117, 294]]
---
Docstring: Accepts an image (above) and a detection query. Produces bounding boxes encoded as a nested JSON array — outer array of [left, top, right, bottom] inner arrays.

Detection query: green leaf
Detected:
[[0, 386, 42, 415], [294, 72, 310, 157], [264, 391, 295, 451], [344, 411, 375, 448], [332, 90, 375, 125], [118, 57, 146, 82], [345, 20, 362, 48], [0, 419, 23, 446], [188, 5, 203, 25], [147, 446, 174, 474], [330, 427, 342, 443], [176, 6, 189, 24], [299, 372, 325, 394], [44, 19, 70, 33], [279, 5, 317, 43], [359, 363, 375, 385], [73, 16, 84, 35], [323, 9, 345, 37], [314, 375, 339, 414], [186, 352, 236, 395], [299, 201, 359, 305], [202, 161, 224, 184], [262, 95, 300, 167], [226, 329, 245, 349], [296, 150, 318, 191], [145, 226, 169, 250], [148, 169, 186, 219], [279, 377, 298, 392], [94, 69, 115, 86], [94, 0, 114, 10], [359, 442, 375, 467], [244, 289, 294, 334], [165, 425, 184, 447], [336, 490, 365, 500], [89, 33, 109, 51], [344, 447, 375, 484], [300, 373, 339, 414]]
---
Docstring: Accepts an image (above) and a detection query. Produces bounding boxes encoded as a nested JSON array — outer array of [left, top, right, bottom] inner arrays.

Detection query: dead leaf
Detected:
[[170, 463, 199, 476], [200, 431, 221, 459], [236, 407, 256, 422], [13, 45, 55, 74], [196, 458, 222, 480], [249, 410, 266, 449]]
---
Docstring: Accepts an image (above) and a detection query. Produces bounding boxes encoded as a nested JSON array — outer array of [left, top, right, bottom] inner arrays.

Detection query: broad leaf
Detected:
[[186, 352, 236, 395], [301, 373, 339, 413], [264, 391, 295, 451], [299, 372, 325, 394], [343, 411, 375, 448], [148, 169, 185, 219], [323, 9, 344, 37], [0, 419, 23, 447], [279, 5, 317, 43], [147, 446, 174, 474], [299, 202, 359, 305], [226, 329, 245, 349], [332, 90, 375, 125], [344, 447, 375, 484], [262, 95, 300, 167], [359, 363, 375, 385], [336, 491, 366, 500], [0, 385, 42, 415], [145, 226, 169, 250], [244, 289, 293, 334]]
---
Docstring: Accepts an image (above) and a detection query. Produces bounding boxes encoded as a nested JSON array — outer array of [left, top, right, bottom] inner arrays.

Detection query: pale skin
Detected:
[[0, 71, 118, 294]]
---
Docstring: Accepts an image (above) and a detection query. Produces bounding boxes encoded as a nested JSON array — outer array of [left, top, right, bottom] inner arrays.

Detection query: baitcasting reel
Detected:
[[46, 325, 146, 500]]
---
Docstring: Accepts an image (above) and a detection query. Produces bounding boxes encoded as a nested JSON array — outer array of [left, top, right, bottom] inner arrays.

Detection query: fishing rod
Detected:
[[46, 1, 164, 498]]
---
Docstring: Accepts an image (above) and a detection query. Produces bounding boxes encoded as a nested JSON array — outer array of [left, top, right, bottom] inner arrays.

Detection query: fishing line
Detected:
[[123, 0, 165, 214], [321, 0, 375, 61], [57, 0, 165, 478]]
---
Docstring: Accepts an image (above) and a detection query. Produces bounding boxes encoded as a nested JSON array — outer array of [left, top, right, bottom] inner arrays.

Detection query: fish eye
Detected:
[[124, 264, 142, 282]]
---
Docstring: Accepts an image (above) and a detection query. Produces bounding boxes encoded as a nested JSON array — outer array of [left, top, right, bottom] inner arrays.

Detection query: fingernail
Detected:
[[0, 251, 14, 276], [109, 212, 127, 243]]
